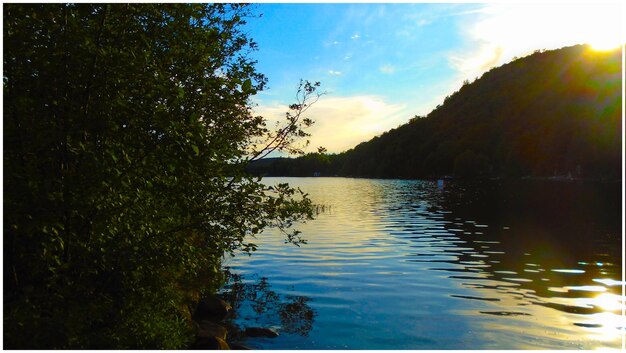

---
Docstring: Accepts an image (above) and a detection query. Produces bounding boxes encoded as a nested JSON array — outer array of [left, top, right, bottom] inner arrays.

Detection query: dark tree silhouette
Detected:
[[248, 45, 621, 181]]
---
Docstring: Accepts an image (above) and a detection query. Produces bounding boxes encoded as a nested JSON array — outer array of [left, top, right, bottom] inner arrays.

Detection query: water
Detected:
[[221, 177, 623, 349]]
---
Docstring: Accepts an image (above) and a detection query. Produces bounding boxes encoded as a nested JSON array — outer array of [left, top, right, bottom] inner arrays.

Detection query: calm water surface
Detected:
[[221, 177, 623, 349]]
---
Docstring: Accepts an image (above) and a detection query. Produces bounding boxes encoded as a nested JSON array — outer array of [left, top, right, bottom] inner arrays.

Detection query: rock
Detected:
[[245, 327, 279, 338], [230, 342, 253, 350], [191, 336, 230, 350], [196, 320, 228, 340], [195, 295, 232, 321]]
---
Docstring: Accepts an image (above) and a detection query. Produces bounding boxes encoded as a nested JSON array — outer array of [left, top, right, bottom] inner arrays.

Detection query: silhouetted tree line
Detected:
[[247, 45, 621, 180], [246, 153, 343, 177]]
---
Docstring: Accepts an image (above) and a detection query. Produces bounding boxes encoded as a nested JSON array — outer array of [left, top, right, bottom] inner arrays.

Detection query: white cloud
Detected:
[[253, 95, 408, 154], [379, 64, 396, 74], [450, 3, 624, 82], [351, 33, 361, 40], [328, 70, 342, 76]]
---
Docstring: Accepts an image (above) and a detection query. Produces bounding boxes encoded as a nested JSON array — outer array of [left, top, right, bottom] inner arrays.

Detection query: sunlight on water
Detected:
[[223, 177, 622, 350], [593, 293, 623, 312], [553, 269, 587, 274], [593, 279, 625, 287]]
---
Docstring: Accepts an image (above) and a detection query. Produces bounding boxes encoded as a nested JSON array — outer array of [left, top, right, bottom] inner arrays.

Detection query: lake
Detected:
[[221, 177, 623, 349]]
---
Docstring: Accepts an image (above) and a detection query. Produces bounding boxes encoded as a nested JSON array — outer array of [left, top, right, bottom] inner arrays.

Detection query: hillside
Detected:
[[249, 44, 622, 179]]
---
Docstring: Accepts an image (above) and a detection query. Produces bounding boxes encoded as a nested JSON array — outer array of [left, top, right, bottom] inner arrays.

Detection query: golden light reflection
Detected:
[[593, 293, 623, 312], [578, 293, 625, 346], [584, 312, 624, 343], [522, 290, 624, 348]]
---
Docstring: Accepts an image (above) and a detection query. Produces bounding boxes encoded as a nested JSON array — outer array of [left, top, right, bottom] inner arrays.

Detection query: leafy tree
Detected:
[[453, 150, 490, 178], [4, 3, 318, 348]]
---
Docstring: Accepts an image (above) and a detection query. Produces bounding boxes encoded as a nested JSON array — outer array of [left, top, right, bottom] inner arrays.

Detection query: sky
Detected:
[[243, 2, 625, 155]]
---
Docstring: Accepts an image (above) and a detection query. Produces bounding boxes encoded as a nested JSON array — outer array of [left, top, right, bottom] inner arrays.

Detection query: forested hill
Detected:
[[248, 44, 622, 180]]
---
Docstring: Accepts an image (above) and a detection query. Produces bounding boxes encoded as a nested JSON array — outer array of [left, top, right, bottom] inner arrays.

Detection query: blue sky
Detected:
[[243, 2, 625, 154]]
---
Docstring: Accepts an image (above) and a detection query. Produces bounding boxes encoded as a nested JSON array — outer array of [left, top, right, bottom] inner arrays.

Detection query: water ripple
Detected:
[[225, 177, 622, 350]]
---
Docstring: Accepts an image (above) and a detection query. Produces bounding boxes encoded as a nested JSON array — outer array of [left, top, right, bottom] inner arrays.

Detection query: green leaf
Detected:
[[242, 79, 252, 93]]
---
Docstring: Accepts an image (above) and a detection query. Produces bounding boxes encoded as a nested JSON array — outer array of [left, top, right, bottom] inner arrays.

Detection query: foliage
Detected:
[[453, 150, 489, 179], [4, 3, 317, 348], [246, 152, 338, 177], [249, 45, 621, 180]]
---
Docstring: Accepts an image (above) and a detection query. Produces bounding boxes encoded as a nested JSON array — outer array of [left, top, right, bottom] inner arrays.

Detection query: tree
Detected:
[[4, 3, 318, 348], [304, 44, 620, 180], [453, 150, 489, 178]]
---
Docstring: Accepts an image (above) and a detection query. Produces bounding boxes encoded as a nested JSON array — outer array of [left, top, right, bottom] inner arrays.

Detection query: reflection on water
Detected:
[[219, 270, 316, 344], [224, 177, 623, 349]]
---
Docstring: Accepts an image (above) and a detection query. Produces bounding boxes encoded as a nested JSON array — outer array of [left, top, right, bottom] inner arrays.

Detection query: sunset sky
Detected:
[[244, 2, 625, 154]]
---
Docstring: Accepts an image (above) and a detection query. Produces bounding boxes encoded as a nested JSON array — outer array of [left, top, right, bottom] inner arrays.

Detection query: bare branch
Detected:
[[249, 80, 324, 162]]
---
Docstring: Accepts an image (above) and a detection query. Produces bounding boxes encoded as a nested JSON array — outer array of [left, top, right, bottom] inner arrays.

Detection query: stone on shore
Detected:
[[245, 327, 279, 338], [196, 320, 228, 340], [195, 295, 232, 321], [190, 336, 230, 350], [230, 342, 253, 350]]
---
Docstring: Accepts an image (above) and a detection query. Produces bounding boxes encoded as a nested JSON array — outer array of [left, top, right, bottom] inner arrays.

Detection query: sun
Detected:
[[589, 39, 622, 52], [583, 9, 624, 52]]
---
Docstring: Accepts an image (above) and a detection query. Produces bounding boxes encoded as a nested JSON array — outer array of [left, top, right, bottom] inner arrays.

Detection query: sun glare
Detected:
[[589, 40, 622, 52], [593, 293, 623, 312], [582, 5, 624, 52]]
